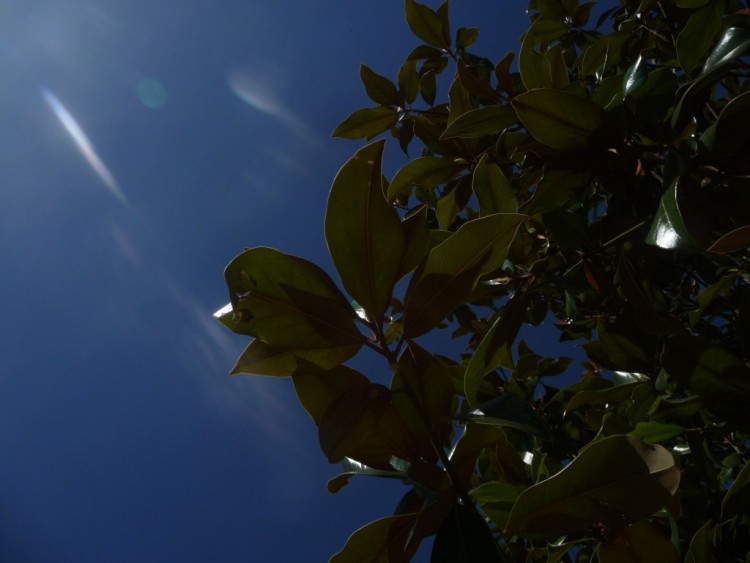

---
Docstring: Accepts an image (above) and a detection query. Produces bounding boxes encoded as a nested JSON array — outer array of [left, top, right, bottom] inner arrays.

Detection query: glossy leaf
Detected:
[[506, 435, 680, 537], [327, 458, 404, 494], [512, 88, 614, 150], [326, 140, 405, 324], [403, 213, 526, 338], [386, 157, 465, 203], [231, 339, 360, 376], [701, 91, 750, 156], [676, 1, 723, 74], [472, 155, 518, 216], [318, 383, 392, 463], [360, 64, 401, 106], [440, 105, 517, 139], [332, 106, 399, 140], [329, 514, 419, 563], [224, 247, 362, 349], [431, 504, 504, 562], [464, 291, 528, 405], [702, 27, 750, 75], [629, 422, 688, 444], [645, 178, 693, 250], [404, 0, 450, 50], [623, 54, 647, 98]]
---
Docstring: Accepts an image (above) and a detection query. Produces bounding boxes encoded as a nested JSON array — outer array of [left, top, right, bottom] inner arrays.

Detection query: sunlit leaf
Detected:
[[623, 54, 647, 98], [506, 435, 680, 537], [333, 106, 399, 140], [327, 458, 404, 494], [224, 247, 363, 349], [403, 213, 526, 337], [326, 140, 405, 324], [645, 178, 693, 250], [512, 88, 615, 149]]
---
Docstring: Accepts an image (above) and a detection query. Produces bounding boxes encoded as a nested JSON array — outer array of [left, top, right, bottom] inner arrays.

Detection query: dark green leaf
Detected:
[[431, 504, 504, 563], [398, 60, 420, 104], [440, 105, 517, 139], [689, 273, 735, 326], [472, 155, 518, 216], [519, 23, 554, 90], [676, 0, 723, 75], [360, 64, 401, 106], [512, 88, 614, 149], [629, 422, 688, 444], [332, 107, 399, 140], [461, 392, 550, 438], [685, 522, 718, 563], [464, 291, 529, 405], [397, 206, 431, 279], [598, 520, 679, 563], [319, 383, 392, 463], [405, 0, 451, 50], [292, 365, 368, 425], [645, 178, 693, 250], [231, 339, 360, 376], [326, 140, 406, 324], [403, 213, 526, 337], [329, 514, 419, 563], [721, 460, 750, 520], [456, 27, 479, 50], [701, 91, 750, 157], [387, 157, 465, 202], [224, 247, 362, 349], [506, 435, 680, 537], [702, 27, 750, 75]]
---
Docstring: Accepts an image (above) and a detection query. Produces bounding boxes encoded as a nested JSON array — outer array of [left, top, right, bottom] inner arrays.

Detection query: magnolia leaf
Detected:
[[629, 422, 688, 444], [685, 522, 718, 563], [386, 157, 465, 203], [224, 247, 363, 349], [460, 392, 550, 439], [645, 178, 692, 250], [404, 0, 450, 50], [702, 27, 750, 75], [327, 458, 404, 494], [598, 520, 679, 563], [318, 383, 392, 463], [292, 365, 369, 425], [403, 213, 526, 338], [332, 106, 399, 140], [721, 460, 750, 520], [706, 224, 750, 254], [360, 64, 401, 106], [326, 140, 405, 324], [512, 88, 614, 150], [431, 504, 505, 562], [440, 105, 517, 139], [472, 155, 518, 216], [506, 435, 680, 537], [329, 514, 420, 563], [464, 291, 529, 405], [231, 339, 360, 376], [676, 1, 723, 75], [623, 54, 647, 98]]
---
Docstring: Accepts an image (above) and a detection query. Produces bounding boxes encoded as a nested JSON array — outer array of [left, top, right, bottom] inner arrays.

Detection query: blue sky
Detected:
[[0, 2, 528, 560]]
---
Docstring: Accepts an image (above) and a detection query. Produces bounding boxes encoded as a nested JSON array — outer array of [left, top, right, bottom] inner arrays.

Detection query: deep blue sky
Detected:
[[0, 2, 527, 560]]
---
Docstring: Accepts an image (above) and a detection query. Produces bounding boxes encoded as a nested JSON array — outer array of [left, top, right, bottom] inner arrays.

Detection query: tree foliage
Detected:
[[218, 0, 750, 560]]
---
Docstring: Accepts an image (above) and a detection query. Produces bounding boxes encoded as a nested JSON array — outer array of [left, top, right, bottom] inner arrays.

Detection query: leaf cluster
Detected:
[[219, 0, 750, 560]]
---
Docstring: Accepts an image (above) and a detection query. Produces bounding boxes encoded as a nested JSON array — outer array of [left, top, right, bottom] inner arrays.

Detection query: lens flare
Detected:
[[41, 87, 128, 204]]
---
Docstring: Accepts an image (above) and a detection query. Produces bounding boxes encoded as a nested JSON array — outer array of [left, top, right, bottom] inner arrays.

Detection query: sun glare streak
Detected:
[[40, 87, 128, 205], [226, 68, 313, 142]]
